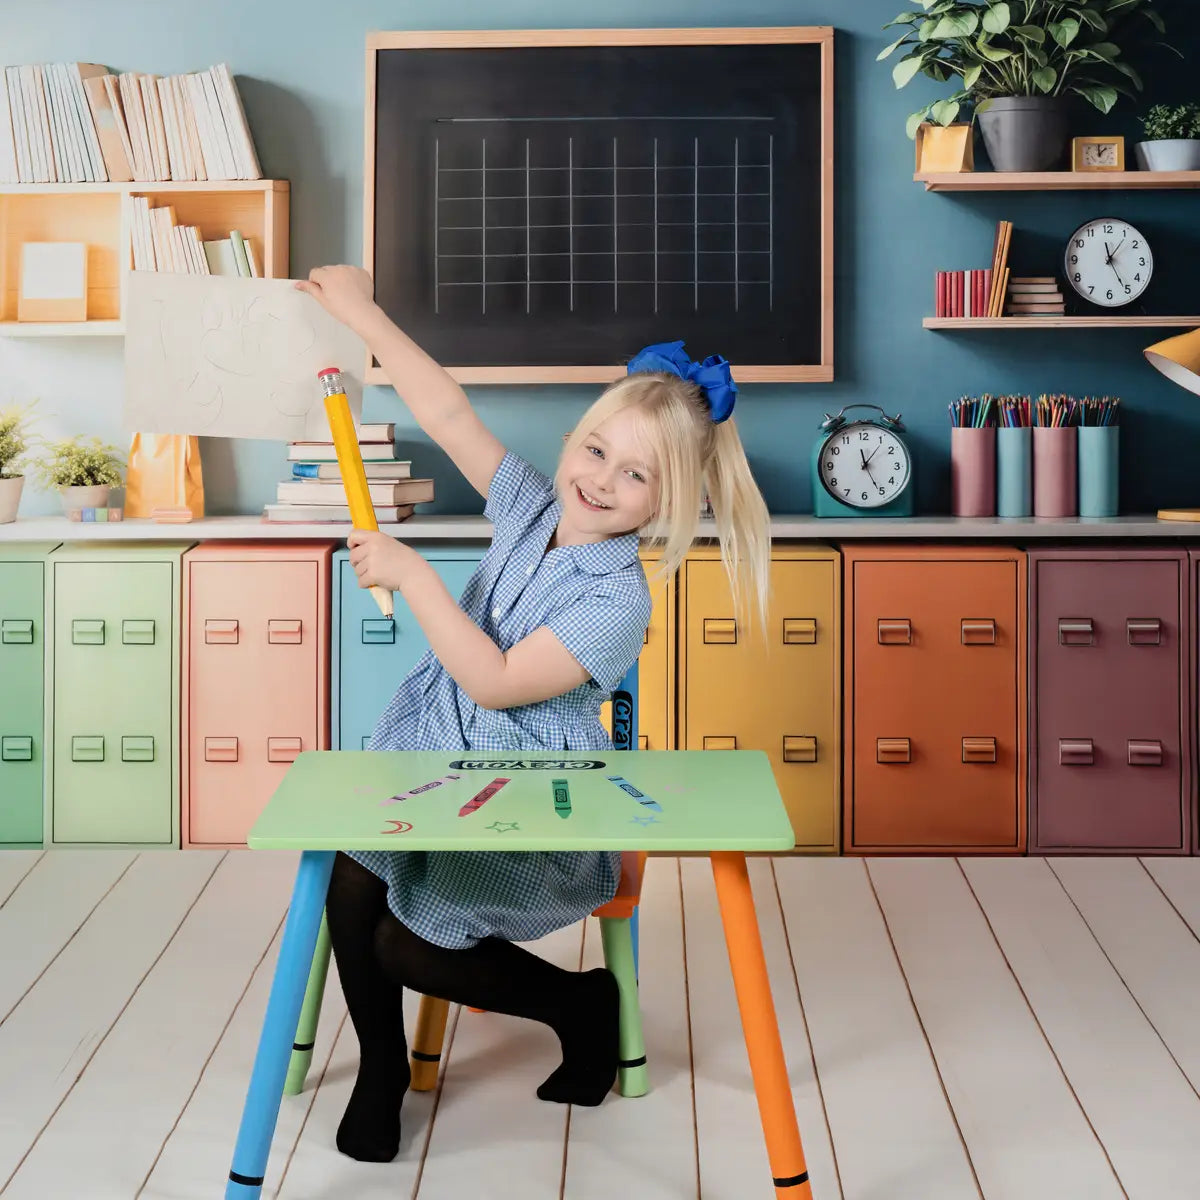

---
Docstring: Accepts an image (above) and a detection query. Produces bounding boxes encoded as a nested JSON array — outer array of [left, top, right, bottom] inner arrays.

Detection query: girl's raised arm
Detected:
[[297, 265, 505, 499]]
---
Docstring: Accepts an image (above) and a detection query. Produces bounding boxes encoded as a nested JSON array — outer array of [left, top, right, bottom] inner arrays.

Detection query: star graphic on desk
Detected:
[[486, 820, 521, 833], [629, 815, 660, 826]]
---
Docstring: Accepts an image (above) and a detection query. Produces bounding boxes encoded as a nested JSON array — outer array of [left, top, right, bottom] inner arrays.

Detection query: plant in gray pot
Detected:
[[1135, 103, 1200, 171], [881, 0, 1171, 173]]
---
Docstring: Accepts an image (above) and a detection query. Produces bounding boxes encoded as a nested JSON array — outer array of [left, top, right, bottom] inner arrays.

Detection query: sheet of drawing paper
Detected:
[[122, 271, 366, 441]]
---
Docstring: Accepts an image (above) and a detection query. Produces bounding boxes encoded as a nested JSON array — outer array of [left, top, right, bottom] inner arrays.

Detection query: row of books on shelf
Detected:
[[935, 269, 1066, 317], [0, 61, 261, 184], [130, 196, 259, 275], [263, 424, 435, 524]]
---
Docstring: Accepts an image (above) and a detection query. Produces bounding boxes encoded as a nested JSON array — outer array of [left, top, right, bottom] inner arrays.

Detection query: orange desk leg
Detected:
[[710, 851, 813, 1199]]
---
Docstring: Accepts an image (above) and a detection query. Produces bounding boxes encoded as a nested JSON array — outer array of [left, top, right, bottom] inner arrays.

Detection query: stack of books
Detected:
[[129, 195, 258, 276], [0, 61, 260, 184], [1004, 276, 1065, 316], [263, 423, 435, 523]]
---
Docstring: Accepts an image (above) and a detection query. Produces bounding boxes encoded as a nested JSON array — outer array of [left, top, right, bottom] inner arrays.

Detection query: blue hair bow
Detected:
[[626, 340, 738, 424]]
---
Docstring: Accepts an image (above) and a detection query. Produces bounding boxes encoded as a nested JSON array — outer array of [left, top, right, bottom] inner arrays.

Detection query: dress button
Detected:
[[492, 607, 501, 620], [526, 564, 535, 576]]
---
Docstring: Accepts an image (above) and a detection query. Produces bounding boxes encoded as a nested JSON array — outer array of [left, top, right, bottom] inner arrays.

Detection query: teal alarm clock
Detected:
[[811, 404, 914, 518]]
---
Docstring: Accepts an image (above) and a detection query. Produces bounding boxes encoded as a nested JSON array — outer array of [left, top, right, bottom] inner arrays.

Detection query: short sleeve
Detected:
[[545, 573, 653, 694], [484, 450, 555, 527]]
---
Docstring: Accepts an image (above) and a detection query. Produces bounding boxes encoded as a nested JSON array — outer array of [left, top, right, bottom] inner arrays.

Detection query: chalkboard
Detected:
[[365, 30, 834, 383]]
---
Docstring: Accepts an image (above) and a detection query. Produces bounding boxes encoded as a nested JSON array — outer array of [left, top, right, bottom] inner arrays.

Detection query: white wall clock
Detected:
[[1063, 217, 1153, 308]]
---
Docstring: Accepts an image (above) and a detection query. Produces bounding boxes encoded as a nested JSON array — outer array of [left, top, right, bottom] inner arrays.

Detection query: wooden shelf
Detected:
[[915, 170, 1200, 191], [0, 319, 123, 337], [924, 316, 1200, 330], [0, 180, 289, 195]]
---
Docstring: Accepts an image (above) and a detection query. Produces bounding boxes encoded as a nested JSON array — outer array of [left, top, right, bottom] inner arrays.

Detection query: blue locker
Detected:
[[332, 546, 484, 749]]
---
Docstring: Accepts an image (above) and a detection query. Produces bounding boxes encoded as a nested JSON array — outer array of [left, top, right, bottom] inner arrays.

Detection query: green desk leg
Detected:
[[284, 914, 331, 1096], [599, 915, 648, 1098]]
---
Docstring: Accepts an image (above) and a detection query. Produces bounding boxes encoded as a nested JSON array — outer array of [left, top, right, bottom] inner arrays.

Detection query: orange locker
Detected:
[[182, 542, 331, 847], [679, 543, 841, 851], [844, 544, 1026, 854]]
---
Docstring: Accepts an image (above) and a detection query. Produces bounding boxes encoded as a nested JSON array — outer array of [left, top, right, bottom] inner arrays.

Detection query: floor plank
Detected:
[[413, 924, 583, 1199], [0, 850, 224, 1189], [563, 856, 698, 1200], [773, 857, 978, 1200], [867, 857, 1123, 1200], [1141, 857, 1200, 942], [965, 856, 1200, 1199], [0, 851, 43, 907], [684, 856, 843, 1200], [5, 850, 295, 1199], [0, 849, 136, 1022], [1050, 857, 1200, 1099]]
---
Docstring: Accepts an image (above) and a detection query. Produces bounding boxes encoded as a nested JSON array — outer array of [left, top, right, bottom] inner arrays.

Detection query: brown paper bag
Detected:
[[124, 433, 205, 518]]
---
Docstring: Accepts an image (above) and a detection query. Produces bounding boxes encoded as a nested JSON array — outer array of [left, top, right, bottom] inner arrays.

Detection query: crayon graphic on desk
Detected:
[[552, 778, 572, 819], [459, 777, 511, 817], [318, 366, 393, 619], [606, 775, 662, 812], [382, 774, 461, 805]]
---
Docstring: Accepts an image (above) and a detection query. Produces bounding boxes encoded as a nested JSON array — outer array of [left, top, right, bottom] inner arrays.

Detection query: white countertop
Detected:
[[0, 513, 1194, 542]]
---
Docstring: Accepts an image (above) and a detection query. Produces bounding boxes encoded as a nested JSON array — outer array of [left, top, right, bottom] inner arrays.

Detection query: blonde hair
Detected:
[[555, 371, 771, 630]]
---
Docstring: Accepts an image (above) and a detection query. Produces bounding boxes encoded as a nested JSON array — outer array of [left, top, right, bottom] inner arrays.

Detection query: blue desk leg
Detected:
[[226, 849, 336, 1198]]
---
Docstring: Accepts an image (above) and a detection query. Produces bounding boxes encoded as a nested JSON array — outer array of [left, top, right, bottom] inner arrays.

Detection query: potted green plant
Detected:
[[1136, 102, 1200, 171], [34, 434, 125, 514], [880, 0, 1169, 173], [0, 405, 35, 524]]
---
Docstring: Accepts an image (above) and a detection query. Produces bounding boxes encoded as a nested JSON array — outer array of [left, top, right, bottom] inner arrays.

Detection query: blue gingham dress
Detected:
[[351, 450, 652, 949]]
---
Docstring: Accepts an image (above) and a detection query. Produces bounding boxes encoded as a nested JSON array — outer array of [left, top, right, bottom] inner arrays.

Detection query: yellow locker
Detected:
[[601, 551, 674, 750], [679, 543, 841, 851]]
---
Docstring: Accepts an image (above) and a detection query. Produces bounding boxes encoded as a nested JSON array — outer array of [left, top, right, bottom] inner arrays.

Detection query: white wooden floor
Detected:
[[2, 851, 1200, 1200]]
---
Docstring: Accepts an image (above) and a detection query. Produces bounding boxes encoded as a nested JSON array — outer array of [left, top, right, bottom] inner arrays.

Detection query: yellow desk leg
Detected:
[[710, 851, 813, 1199]]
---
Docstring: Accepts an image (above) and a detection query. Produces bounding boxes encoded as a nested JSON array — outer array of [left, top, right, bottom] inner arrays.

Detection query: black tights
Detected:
[[324, 852, 619, 1162]]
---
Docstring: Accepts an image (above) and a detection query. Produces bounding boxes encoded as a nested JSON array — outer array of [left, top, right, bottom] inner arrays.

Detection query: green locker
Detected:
[[0, 543, 58, 846], [46, 543, 192, 846]]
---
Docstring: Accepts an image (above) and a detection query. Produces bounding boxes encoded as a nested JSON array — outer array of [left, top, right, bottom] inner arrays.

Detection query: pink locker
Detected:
[[182, 542, 331, 847]]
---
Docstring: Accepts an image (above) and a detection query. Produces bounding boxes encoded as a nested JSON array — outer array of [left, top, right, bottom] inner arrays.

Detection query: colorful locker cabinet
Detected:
[[45, 542, 191, 847], [1028, 548, 1192, 854], [0, 543, 57, 846], [678, 543, 841, 851], [333, 546, 482, 750], [844, 544, 1027, 854], [182, 542, 332, 847]]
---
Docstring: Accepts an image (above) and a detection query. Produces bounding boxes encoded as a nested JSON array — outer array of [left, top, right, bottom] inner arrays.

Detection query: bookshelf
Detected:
[[0, 179, 288, 335], [925, 315, 1200, 330], [915, 170, 1200, 191]]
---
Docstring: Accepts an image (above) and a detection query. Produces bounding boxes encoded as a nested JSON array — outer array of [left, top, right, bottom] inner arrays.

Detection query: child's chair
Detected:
[[283, 662, 649, 1101]]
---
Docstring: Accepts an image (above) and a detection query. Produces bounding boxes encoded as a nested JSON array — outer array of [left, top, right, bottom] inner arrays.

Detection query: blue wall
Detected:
[[6, 0, 1199, 516]]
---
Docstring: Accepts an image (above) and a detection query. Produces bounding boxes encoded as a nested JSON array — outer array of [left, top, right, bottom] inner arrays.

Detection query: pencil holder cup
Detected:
[[996, 426, 1032, 517], [1077, 425, 1119, 518], [950, 426, 996, 517], [1033, 425, 1077, 518]]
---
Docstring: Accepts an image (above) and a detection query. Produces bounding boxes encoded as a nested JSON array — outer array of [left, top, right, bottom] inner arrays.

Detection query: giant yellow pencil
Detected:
[[318, 367, 393, 618]]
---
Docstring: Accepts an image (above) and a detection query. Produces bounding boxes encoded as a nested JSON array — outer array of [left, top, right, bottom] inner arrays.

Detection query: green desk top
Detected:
[[247, 750, 794, 852]]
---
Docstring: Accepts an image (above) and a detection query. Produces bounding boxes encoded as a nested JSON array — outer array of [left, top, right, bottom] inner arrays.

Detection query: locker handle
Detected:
[[122, 618, 155, 645], [204, 736, 239, 763], [876, 737, 910, 764], [703, 618, 737, 645], [205, 618, 239, 645], [121, 735, 155, 762], [962, 736, 997, 763], [703, 736, 737, 751], [71, 618, 105, 645], [1, 618, 33, 644], [268, 619, 303, 645], [877, 619, 911, 645], [1058, 618, 1094, 647], [268, 736, 303, 763], [361, 618, 396, 645], [71, 735, 104, 762], [783, 618, 817, 645], [637, 734, 648, 750], [642, 627, 648, 645], [1059, 738, 1094, 766], [782, 735, 817, 763], [961, 619, 996, 645], [1128, 739, 1164, 767], [1, 735, 33, 762], [1127, 618, 1162, 646]]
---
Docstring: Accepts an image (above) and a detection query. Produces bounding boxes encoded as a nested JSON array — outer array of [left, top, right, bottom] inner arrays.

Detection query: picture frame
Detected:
[[1071, 135, 1125, 172], [17, 241, 88, 322]]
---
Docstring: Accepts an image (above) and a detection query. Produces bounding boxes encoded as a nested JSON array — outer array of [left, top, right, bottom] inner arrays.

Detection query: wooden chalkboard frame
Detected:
[[364, 27, 834, 384]]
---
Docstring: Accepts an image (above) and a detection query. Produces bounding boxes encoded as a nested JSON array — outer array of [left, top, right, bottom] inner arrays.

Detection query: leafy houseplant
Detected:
[[880, 0, 1168, 172], [34, 434, 125, 514], [1136, 102, 1200, 171], [0, 405, 35, 523]]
